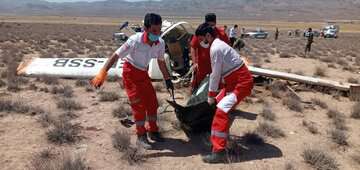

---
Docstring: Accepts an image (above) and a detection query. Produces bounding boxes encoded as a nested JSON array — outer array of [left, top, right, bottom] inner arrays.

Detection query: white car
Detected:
[[242, 30, 268, 39], [324, 29, 338, 38]]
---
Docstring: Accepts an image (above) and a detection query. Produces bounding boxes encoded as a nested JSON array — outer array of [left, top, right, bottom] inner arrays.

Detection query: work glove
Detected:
[[90, 68, 107, 88], [207, 97, 216, 105], [165, 79, 174, 91]]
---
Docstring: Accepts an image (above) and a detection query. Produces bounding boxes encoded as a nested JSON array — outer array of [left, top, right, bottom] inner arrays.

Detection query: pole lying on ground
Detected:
[[248, 66, 360, 101]]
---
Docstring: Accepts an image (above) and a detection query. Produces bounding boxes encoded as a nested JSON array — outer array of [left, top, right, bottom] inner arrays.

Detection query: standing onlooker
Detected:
[[229, 25, 238, 46], [240, 27, 246, 38], [223, 25, 229, 36], [275, 27, 279, 40], [305, 27, 314, 56]]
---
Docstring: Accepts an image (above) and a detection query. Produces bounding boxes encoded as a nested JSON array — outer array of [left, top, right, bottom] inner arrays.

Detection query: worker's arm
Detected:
[[190, 36, 199, 68], [157, 43, 173, 90], [158, 59, 170, 80], [208, 49, 223, 104], [90, 38, 134, 88], [102, 53, 119, 72], [190, 47, 198, 67]]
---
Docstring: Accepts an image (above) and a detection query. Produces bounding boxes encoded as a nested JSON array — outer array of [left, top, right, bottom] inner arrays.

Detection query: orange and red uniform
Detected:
[[191, 27, 229, 90], [115, 31, 165, 135], [208, 38, 253, 153]]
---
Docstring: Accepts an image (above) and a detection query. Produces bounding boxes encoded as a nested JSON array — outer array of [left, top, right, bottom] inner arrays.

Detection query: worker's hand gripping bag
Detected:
[[168, 77, 216, 137]]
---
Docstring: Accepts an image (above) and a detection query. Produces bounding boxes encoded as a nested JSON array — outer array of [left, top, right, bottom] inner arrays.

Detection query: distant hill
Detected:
[[1, 0, 360, 21]]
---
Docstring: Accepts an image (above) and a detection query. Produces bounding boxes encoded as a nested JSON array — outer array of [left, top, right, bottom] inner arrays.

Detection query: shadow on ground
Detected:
[[145, 125, 282, 164], [230, 110, 258, 121]]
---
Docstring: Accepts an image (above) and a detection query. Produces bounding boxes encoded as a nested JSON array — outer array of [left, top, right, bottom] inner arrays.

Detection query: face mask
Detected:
[[148, 32, 160, 42], [200, 40, 209, 48]]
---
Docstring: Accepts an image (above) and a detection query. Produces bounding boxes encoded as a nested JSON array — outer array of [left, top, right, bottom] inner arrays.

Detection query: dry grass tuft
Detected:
[[260, 103, 276, 121], [31, 150, 88, 170], [302, 149, 339, 170], [75, 80, 89, 87], [0, 79, 6, 87], [285, 162, 296, 170], [268, 80, 287, 98], [51, 85, 74, 98], [38, 148, 55, 160], [348, 77, 359, 84], [330, 129, 348, 146], [336, 58, 348, 66], [302, 120, 319, 134], [112, 130, 144, 165], [283, 94, 303, 112], [256, 121, 285, 138], [28, 83, 38, 91], [0, 99, 43, 115], [326, 109, 347, 131], [320, 56, 336, 63], [351, 102, 360, 119], [99, 91, 119, 102], [313, 66, 326, 77], [59, 155, 87, 170], [7, 78, 22, 92], [333, 117, 347, 131], [39, 76, 59, 85], [112, 105, 131, 119], [311, 98, 328, 109], [355, 57, 360, 66], [121, 147, 144, 165], [40, 87, 50, 93], [351, 152, 360, 165], [279, 53, 293, 58], [85, 86, 94, 92], [56, 98, 83, 111], [326, 109, 342, 119], [47, 117, 80, 144], [112, 130, 131, 152], [38, 112, 56, 128], [327, 63, 336, 68]]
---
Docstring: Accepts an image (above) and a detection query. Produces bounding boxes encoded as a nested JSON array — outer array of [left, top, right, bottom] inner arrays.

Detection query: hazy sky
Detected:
[[46, 0, 150, 2]]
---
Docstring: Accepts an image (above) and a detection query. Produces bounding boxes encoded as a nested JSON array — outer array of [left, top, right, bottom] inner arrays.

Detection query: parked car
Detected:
[[324, 29, 338, 38], [242, 29, 268, 39]]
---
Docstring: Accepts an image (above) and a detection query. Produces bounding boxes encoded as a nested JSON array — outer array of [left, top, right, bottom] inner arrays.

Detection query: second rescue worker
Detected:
[[190, 13, 230, 92]]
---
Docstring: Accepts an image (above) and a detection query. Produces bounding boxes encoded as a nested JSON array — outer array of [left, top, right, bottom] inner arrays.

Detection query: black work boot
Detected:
[[136, 134, 152, 150], [148, 131, 165, 142], [202, 150, 228, 163]]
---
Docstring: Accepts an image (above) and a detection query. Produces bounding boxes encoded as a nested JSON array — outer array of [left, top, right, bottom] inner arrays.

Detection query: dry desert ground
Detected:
[[0, 16, 360, 170]]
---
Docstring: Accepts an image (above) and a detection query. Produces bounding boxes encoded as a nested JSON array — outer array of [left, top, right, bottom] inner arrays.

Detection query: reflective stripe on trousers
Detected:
[[123, 62, 159, 135], [211, 65, 253, 152], [211, 130, 228, 139]]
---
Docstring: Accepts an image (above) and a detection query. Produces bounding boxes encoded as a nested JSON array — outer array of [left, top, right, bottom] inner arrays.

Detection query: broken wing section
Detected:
[[17, 58, 123, 79]]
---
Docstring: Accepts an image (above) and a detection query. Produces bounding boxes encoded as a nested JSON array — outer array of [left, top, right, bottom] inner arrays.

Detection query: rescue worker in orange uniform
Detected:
[[190, 13, 230, 92], [195, 23, 254, 163], [90, 13, 173, 150]]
